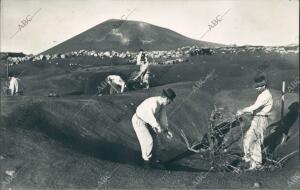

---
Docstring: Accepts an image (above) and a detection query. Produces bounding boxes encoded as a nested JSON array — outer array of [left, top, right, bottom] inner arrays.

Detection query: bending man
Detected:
[[106, 75, 126, 94], [132, 88, 176, 167]]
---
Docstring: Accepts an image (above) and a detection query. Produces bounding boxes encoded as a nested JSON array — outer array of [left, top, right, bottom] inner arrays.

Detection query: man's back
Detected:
[[136, 96, 168, 128], [107, 75, 125, 86], [254, 89, 273, 116], [137, 97, 161, 115]]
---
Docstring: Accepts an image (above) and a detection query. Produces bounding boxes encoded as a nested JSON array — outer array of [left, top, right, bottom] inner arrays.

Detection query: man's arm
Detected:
[[136, 53, 141, 65], [242, 94, 268, 114], [105, 77, 111, 85], [237, 93, 268, 115], [120, 82, 125, 93], [159, 108, 173, 139], [146, 109, 162, 133], [159, 107, 168, 128]]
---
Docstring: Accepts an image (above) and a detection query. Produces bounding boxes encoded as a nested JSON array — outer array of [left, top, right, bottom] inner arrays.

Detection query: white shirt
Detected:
[[243, 89, 273, 116], [9, 77, 20, 95], [106, 75, 126, 92], [107, 75, 125, 86], [136, 96, 168, 129]]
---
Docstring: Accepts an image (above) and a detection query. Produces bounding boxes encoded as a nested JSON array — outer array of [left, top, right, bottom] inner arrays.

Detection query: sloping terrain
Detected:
[[2, 51, 298, 96], [1, 85, 298, 189], [1, 125, 298, 189], [43, 19, 221, 54], [0, 51, 299, 189]]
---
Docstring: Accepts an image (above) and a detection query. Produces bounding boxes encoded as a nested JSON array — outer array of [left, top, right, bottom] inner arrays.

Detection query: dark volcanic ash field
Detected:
[[0, 20, 299, 189], [1, 52, 299, 189]]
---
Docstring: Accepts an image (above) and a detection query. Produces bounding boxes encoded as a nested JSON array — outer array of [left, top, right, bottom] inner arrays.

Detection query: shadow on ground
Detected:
[[264, 102, 299, 153]]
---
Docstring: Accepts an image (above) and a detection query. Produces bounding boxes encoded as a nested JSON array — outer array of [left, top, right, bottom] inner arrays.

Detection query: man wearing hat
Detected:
[[132, 88, 176, 167], [236, 75, 273, 170], [135, 49, 150, 89]]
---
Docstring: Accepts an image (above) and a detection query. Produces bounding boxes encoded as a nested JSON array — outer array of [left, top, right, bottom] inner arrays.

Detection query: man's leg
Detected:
[[250, 117, 268, 169], [120, 83, 125, 93], [143, 73, 150, 89], [245, 117, 260, 169], [250, 117, 268, 168], [250, 136, 262, 168], [243, 126, 255, 162], [132, 114, 154, 161]]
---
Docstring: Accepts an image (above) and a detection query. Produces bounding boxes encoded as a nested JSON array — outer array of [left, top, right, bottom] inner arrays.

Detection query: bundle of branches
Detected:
[[181, 105, 299, 172], [180, 105, 243, 171]]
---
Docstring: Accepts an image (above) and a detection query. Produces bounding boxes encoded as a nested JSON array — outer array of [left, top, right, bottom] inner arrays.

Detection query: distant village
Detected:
[[1, 45, 299, 66]]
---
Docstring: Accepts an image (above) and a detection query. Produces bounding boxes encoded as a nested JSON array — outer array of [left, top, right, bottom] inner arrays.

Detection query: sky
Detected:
[[1, 0, 299, 54]]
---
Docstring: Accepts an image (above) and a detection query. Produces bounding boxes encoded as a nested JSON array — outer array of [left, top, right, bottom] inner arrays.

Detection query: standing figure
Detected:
[[135, 49, 150, 89], [8, 73, 23, 96], [136, 49, 147, 65], [132, 88, 176, 168], [236, 75, 273, 170]]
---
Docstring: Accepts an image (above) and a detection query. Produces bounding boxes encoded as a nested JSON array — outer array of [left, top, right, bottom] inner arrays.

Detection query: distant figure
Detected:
[[136, 49, 148, 66], [236, 75, 273, 170], [134, 49, 150, 89], [106, 75, 126, 94], [8, 73, 23, 96], [132, 88, 176, 168]]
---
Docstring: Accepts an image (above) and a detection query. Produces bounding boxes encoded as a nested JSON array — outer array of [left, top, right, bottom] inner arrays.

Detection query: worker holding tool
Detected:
[[236, 75, 273, 170], [134, 49, 150, 89], [136, 49, 147, 65], [132, 88, 176, 168], [106, 75, 126, 94]]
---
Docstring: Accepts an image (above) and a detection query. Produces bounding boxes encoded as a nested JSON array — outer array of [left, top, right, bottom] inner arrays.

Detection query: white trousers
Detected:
[[132, 114, 153, 161], [243, 116, 268, 167]]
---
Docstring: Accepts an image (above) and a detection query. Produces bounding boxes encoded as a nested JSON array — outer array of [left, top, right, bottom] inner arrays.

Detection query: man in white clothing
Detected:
[[106, 75, 126, 94], [132, 88, 176, 167], [8, 73, 23, 96], [236, 75, 273, 170], [134, 49, 150, 89], [136, 49, 148, 66]]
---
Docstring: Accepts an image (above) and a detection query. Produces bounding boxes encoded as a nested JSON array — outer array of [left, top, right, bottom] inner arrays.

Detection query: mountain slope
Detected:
[[43, 19, 222, 54]]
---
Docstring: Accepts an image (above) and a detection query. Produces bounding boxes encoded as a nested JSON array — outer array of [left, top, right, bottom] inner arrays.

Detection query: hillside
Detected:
[[0, 48, 298, 189], [43, 19, 222, 54], [1, 83, 298, 189]]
